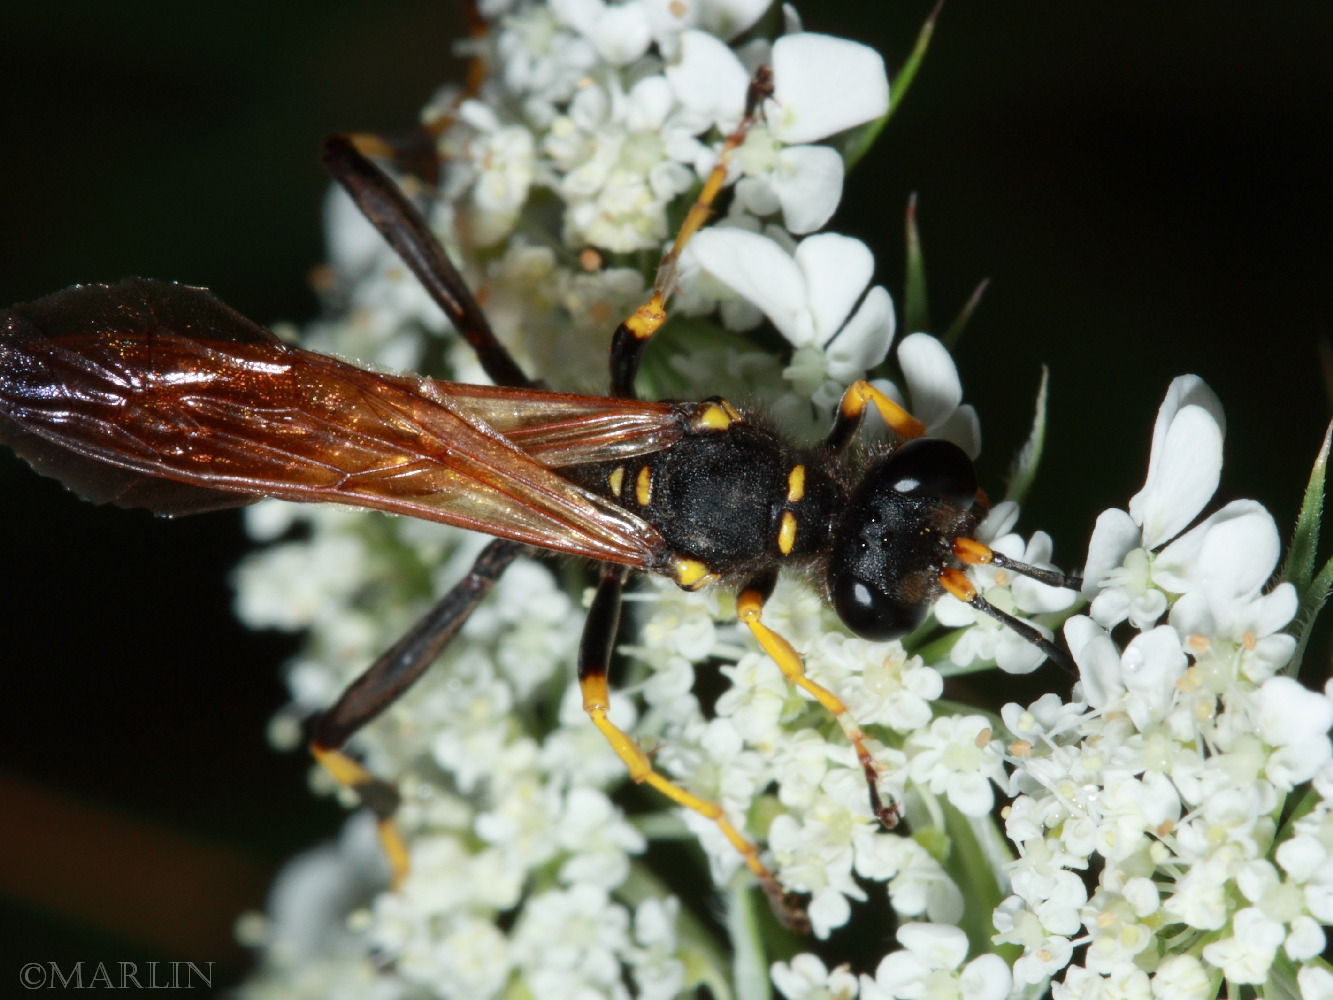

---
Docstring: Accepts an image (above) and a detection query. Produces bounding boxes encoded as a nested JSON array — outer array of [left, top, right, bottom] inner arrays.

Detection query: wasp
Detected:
[[0, 98, 1076, 927]]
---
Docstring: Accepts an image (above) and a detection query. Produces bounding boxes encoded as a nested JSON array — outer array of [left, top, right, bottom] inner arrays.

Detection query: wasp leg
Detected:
[[578, 565, 810, 930], [336, 129, 447, 187], [339, 3, 489, 177], [825, 380, 927, 452], [736, 578, 901, 831], [321, 135, 533, 390], [310, 538, 522, 885], [609, 68, 775, 399]]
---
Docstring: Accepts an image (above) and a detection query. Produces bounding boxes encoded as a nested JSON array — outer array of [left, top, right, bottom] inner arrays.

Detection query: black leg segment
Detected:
[[312, 539, 523, 752], [321, 135, 532, 390], [578, 565, 628, 686]]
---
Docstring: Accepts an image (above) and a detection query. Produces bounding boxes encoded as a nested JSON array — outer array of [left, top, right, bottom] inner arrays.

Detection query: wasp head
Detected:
[[828, 437, 980, 641]]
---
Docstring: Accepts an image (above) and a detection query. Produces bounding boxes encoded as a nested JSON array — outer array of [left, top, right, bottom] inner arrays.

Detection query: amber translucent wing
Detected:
[[407, 381, 688, 466], [0, 278, 670, 568]]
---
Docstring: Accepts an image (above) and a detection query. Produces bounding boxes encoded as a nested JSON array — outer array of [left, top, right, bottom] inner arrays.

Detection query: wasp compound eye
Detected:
[[830, 572, 928, 640], [827, 437, 980, 642], [879, 437, 977, 508]]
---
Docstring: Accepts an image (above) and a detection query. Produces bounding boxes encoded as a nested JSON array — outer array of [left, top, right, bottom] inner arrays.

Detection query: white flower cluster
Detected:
[[237, 3, 937, 998], [322, 0, 898, 407], [231, 3, 1333, 1000], [992, 377, 1333, 998]]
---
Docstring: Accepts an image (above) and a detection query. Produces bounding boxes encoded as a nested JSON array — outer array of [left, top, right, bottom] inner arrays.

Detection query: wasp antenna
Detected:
[[952, 536, 1082, 592], [945, 542, 1079, 673], [986, 550, 1083, 592], [967, 589, 1076, 675]]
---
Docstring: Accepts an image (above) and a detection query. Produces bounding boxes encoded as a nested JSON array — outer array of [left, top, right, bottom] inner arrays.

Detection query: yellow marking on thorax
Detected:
[[777, 510, 798, 555], [786, 464, 806, 503], [608, 465, 625, 498], [636, 466, 653, 506]]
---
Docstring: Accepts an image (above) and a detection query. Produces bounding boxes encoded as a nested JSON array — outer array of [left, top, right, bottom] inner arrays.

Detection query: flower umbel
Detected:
[[233, 5, 1333, 1000]]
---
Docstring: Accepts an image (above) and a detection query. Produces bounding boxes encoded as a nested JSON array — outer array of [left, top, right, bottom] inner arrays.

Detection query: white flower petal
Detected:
[[625, 74, 673, 131], [1089, 587, 1132, 629], [1065, 615, 1121, 709], [323, 185, 384, 280], [642, 0, 697, 37], [897, 333, 962, 427], [648, 159, 693, 201], [702, 0, 771, 39], [950, 769, 997, 815], [772, 144, 844, 234], [567, 82, 609, 132], [1286, 915, 1327, 961], [1122, 625, 1188, 728], [591, 2, 653, 64], [1173, 504, 1285, 629], [1249, 581, 1298, 636], [980, 501, 1021, 540], [1298, 967, 1333, 999], [1256, 677, 1333, 748], [1145, 375, 1226, 476], [1197, 502, 1281, 600], [1154, 499, 1275, 598], [1129, 403, 1224, 548], [1012, 573, 1077, 616], [687, 228, 809, 343], [896, 922, 968, 971], [1276, 834, 1325, 881], [1082, 507, 1141, 598], [664, 29, 748, 128], [643, 0, 770, 42], [781, 4, 802, 35], [550, 0, 653, 65], [807, 887, 852, 938], [795, 233, 874, 341], [995, 630, 1048, 675], [872, 951, 930, 994], [932, 404, 981, 458], [457, 98, 501, 132], [960, 954, 1012, 1000], [663, 130, 709, 170], [768, 33, 889, 144], [824, 285, 894, 381], [549, 0, 600, 32], [733, 175, 781, 217]]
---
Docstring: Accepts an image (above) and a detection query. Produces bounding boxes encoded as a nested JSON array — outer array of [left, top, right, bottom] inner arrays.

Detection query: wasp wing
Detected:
[[412, 381, 687, 466], [0, 278, 671, 569]]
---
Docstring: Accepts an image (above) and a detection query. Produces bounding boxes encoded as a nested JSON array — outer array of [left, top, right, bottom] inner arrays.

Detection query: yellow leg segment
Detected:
[[841, 380, 927, 441], [580, 672, 809, 930], [736, 590, 900, 829], [312, 744, 411, 889], [621, 71, 774, 347]]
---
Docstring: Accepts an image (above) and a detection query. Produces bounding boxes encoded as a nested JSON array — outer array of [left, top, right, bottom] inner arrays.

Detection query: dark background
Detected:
[[2, 2, 1330, 989]]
